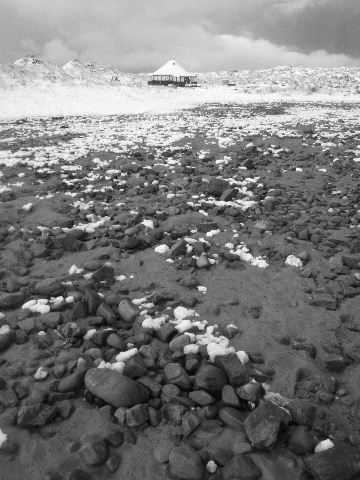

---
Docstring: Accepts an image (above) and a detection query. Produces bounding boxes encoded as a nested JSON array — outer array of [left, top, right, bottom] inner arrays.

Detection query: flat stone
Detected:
[[223, 454, 261, 480], [85, 368, 150, 408], [189, 390, 216, 406], [169, 444, 205, 480]]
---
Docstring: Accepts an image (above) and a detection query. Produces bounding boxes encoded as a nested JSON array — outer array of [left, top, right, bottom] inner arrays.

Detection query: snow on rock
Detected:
[[0, 325, 10, 335], [142, 315, 167, 330], [206, 461, 218, 474], [285, 255, 303, 268], [314, 439, 335, 453], [173, 306, 198, 322], [228, 244, 269, 269], [22, 202, 33, 212], [0, 428, 7, 448], [69, 264, 84, 275], [115, 348, 138, 363], [154, 244, 170, 255], [34, 366, 48, 380], [184, 344, 200, 355], [236, 351, 250, 365], [22, 299, 51, 314]]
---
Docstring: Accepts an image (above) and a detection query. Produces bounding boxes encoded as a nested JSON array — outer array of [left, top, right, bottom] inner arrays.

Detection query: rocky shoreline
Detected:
[[0, 103, 359, 479]]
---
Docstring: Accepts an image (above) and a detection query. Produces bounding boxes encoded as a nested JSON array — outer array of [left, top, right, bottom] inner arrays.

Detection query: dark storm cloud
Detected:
[[0, 0, 359, 70]]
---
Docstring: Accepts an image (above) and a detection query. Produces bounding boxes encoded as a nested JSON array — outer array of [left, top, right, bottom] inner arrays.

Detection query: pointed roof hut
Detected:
[[149, 59, 197, 86]]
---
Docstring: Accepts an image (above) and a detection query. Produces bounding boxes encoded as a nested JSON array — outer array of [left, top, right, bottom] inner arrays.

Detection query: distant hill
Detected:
[[1, 56, 360, 95]]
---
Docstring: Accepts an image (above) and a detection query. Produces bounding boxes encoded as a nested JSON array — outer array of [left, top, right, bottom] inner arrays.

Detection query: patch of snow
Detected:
[[314, 439, 335, 453], [115, 348, 138, 363], [285, 255, 303, 268], [0, 428, 7, 448], [154, 244, 170, 255], [69, 264, 83, 275], [142, 315, 167, 330], [0, 325, 10, 335]]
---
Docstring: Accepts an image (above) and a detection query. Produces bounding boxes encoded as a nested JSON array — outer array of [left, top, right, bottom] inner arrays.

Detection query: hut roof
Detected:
[[153, 59, 193, 77]]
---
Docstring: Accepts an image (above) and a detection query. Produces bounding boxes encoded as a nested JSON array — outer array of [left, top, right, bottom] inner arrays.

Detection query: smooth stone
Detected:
[[84, 368, 149, 408]]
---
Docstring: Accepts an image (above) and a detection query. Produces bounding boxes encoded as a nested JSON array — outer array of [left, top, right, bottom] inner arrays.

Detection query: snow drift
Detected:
[[2, 56, 360, 120]]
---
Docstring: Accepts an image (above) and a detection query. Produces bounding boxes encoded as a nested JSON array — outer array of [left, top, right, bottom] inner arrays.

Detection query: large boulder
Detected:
[[84, 368, 149, 408]]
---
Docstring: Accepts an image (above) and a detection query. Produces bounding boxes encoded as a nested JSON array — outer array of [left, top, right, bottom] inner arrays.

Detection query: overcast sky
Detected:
[[1, 0, 360, 71]]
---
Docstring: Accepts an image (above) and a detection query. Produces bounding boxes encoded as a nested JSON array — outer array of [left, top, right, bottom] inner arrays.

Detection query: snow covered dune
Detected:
[[2, 84, 360, 120]]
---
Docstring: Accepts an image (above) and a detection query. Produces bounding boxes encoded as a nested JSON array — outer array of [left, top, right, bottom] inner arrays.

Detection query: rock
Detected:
[[222, 454, 261, 480], [92, 264, 114, 282], [215, 354, 249, 387], [342, 254, 360, 269], [288, 426, 317, 455], [164, 363, 192, 390], [323, 354, 348, 372], [287, 399, 317, 426], [168, 444, 205, 480], [169, 334, 191, 352], [105, 430, 124, 447], [170, 239, 187, 258], [0, 292, 25, 310], [0, 332, 13, 352], [219, 407, 246, 430], [194, 364, 227, 393], [309, 293, 338, 310], [222, 385, 241, 407], [305, 443, 360, 480], [68, 469, 93, 480], [96, 303, 116, 323], [57, 369, 86, 393], [182, 412, 201, 437], [117, 299, 139, 323], [206, 178, 228, 198], [237, 382, 264, 403], [204, 428, 250, 465], [84, 368, 149, 408], [162, 403, 187, 425], [105, 332, 124, 350], [34, 278, 63, 297], [154, 438, 175, 463], [244, 401, 291, 449], [79, 437, 108, 466], [123, 354, 148, 379], [189, 390, 216, 406], [17, 403, 57, 428], [126, 404, 149, 427], [106, 453, 121, 473]]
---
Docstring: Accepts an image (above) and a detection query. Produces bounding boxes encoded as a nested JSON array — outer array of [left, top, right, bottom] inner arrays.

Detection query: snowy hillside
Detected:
[[1, 56, 360, 119]]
